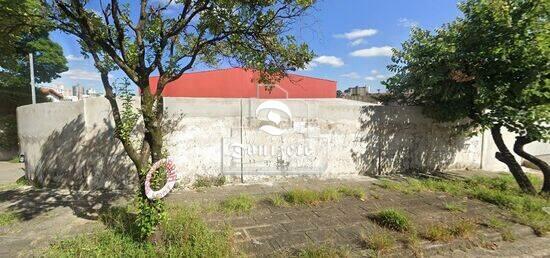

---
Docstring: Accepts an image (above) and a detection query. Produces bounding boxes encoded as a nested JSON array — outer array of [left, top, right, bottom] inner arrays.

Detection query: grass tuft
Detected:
[[376, 175, 550, 235], [219, 194, 255, 213], [444, 202, 466, 213], [422, 223, 454, 242], [485, 217, 507, 229], [319, 188, 342, 202], [0, 211, 19, 227], [449, 219, 477, 238], [501, 229, 516, 242], [8, 156, 20, 163], [193, 175, 226, 189], [370, 209, 411, 232], [484, 217, 516, 242], [360, 231, 396, 252], [337, 187, 366, 199], [284, 189, 324, 205], [47, 205, 234, 257], [295, 244, 352, 258], [159, 207, 233, 256], [421, 219, 476, 242], [269, 194, 289, 207], [271, 187, 366, 207]]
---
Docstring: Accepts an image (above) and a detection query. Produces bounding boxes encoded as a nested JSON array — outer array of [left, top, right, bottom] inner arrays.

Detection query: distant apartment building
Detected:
[[342, 85, 380, 104], [44, 84, 103, 101], [86, 88, 102, 98], [72, 85, 85, 100], [345, 86, 369, 97]]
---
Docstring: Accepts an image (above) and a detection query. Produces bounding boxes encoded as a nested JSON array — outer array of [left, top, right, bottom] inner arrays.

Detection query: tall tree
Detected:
[[0, 0, 68, 155], [0, 0, 68, 87], [43, 0, 315, 237], [384, 0, 549, 194]]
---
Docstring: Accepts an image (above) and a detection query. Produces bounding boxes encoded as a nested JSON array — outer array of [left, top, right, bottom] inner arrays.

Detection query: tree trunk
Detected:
[[513, 136, 550, 194], [138, 78, 163, 162], [490, 125, 536, 194]]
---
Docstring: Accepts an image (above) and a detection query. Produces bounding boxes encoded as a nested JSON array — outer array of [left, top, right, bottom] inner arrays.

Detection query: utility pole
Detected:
[[29, 53, 36, 104]]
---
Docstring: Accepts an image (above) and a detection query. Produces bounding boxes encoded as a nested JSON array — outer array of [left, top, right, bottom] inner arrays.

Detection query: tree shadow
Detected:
[[0, 115, 135, 221], [351, 106, 468, 177], [0, 187, 131, 221], [0, 107, 187, 221], [34, 115, 136, 190]]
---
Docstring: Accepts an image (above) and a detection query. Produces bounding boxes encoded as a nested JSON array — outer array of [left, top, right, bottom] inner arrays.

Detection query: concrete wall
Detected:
[[17, 97, 550, 190]]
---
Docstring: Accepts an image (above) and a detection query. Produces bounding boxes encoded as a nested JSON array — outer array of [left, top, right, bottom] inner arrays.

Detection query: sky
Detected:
[[45, 0, 462, 93]]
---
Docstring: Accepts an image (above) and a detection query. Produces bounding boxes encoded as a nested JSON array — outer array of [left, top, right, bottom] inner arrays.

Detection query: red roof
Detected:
[[149, 68, 336, 98]]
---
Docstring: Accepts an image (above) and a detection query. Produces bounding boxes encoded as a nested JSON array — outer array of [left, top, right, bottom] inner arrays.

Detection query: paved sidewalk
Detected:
[[0, 161, 24, 185], [0, 174, 548, 257], [168, 177, 550, 257]]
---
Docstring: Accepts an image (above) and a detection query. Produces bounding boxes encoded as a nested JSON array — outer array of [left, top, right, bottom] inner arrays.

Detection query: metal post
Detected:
[[240, 98, 244, 183], [29, 53, 36, 104]]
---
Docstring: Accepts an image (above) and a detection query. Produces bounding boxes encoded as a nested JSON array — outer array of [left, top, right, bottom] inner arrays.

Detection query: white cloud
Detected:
[[341, 72, 361, 79], [365, 70, 389, 81], [155, 0, 180, 6], [350, 46, 393, 57], [398, 18, 419, 28], [65, 54, 85, 61], [301, 62, 318, 71], [350, 39, 365, 46], [335, 29, 378, 40], [59, 69, 102, 81], [311, 55, 344, 67]]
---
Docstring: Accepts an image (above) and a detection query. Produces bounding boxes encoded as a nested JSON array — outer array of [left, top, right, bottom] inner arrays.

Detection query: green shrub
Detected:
[[0, 115, 18, 151], [135, 195, 166, 240], [99, 206, 140, 239], [370, 209, 411, 232]]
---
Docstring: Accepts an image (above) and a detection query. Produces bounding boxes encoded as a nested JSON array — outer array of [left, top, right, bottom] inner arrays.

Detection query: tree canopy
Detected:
[[383, 0, 549, 194], [43, 0, 316, 238], [0, 0, 68, 87]]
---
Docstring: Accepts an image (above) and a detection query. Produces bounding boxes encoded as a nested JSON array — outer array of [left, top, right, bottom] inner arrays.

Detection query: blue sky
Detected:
[[45, 0, 462, 92]]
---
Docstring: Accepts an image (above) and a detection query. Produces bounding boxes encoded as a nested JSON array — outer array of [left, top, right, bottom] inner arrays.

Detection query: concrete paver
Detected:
[[166, 176, 550, 257], [0, 170, 548, 257]]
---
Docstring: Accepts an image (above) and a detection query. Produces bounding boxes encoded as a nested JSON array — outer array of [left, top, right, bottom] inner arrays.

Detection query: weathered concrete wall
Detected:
[[16, 97, 550, 190], [17, 99, 135, 189]]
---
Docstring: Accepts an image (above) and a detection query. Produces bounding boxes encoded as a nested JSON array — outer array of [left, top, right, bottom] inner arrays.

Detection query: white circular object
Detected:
[[144, 157, 177, 200]]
